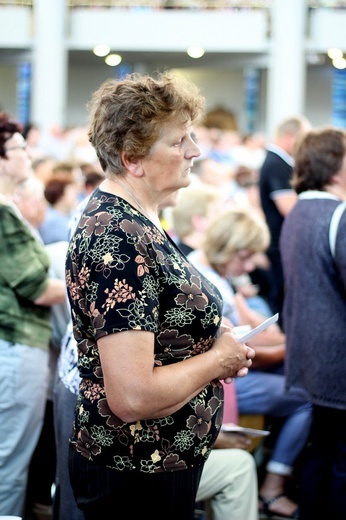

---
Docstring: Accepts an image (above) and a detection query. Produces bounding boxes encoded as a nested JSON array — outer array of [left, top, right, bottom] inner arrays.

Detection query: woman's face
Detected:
[[223, 249, 257, 278], [0, 132, 32, 187], [140, 119, 201, 196]]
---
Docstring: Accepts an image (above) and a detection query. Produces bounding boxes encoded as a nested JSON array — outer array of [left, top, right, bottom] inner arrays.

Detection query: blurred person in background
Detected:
[[170, 181, 222, 255], [187, 205, 312, 519], [193, 156, 233, 190], [0, 113, 67, 517], [259, 116, 311, 327], [39, 124, 76, 161], [32, 155, 56, 186], [207, 129, 240, 168], [15, 175, 71, 520], [39, 172, 79, 244], [67, 125, 100, 167], [230, 164, 263, 215], [14, 175, 47, 240], [227, 164, 271, 313], [50, 160, 85, 201], [171, 181, 271, 317], [280, 126, 346, 520], [231, 132, 266, 172], [23, 122, 46, 161], [79, 169, 104, 199]]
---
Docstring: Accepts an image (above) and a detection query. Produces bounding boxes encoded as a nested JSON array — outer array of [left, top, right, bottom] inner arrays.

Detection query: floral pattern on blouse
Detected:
[[66, 188, 224, 472]]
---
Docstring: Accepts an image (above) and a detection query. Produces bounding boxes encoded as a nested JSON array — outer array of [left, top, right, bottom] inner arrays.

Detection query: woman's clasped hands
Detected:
[[212, 323, 255, 384]]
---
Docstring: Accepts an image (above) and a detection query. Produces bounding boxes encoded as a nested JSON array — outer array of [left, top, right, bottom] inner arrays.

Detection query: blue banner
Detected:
[[331, 68, 346, 129], [17, 62, 31, 126]]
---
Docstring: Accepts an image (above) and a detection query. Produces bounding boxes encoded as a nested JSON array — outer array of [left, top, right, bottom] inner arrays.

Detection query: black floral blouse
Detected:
[[66, 187, 224, 473]]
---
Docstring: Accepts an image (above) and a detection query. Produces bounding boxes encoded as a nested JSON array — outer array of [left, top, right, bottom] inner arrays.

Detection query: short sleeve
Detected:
[[0, 204, 50, 301]]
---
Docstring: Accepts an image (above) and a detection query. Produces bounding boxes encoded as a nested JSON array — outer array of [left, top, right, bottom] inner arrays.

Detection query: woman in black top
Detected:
[[65, 72, 254, 520]]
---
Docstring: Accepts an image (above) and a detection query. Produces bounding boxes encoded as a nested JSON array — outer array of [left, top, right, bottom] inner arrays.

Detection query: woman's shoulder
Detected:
[[0, 200, 32, 236]]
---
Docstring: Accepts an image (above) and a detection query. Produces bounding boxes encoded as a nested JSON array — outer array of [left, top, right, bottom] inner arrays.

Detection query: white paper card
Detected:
[[221, 423, 270, 438], [235, 313, 279, 343]]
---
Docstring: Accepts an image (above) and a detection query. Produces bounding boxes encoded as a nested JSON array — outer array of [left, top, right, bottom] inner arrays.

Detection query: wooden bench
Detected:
[[238, 413, 266, 453]]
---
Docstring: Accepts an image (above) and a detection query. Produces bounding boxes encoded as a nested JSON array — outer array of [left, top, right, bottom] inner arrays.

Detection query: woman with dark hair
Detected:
[[280, 126, 346, 520], [0, 113, 67, 517], [39, 172, 79, 244]]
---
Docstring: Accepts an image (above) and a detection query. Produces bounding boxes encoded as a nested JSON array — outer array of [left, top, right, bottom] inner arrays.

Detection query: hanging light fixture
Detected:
[[187, 46, 205, 59], [332, 56, 346, 70], [93, 44, 110, 57], [105, 54, 122, 67]]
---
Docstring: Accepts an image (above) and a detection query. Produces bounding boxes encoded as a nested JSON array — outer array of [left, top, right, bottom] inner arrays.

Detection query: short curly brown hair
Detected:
[[0, 113, 23, 158], [87, 72, 206, 177]]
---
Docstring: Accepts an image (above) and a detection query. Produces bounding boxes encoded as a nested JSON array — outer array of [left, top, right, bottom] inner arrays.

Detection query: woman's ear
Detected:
[[121, 151, 143, 177]]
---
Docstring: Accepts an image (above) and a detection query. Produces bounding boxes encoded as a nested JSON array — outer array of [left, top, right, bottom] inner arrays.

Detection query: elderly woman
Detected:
[[0, 113, 67, 517], [65, 72, 254, 520], [187, 206, 312, 519]]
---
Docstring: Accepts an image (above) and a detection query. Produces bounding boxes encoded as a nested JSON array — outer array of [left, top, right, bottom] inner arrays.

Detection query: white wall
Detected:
[[0, 7, 32, 47], [68, 8, 268, 52]]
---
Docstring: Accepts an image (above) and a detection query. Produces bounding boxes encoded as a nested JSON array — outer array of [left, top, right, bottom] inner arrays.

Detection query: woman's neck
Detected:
[[0, 179, 16, 201], [102, 178, 164, 232], [325, 184, 346, 201]]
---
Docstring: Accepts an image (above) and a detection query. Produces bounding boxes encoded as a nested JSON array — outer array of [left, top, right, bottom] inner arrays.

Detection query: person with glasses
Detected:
[[0, 113, 67, 517]]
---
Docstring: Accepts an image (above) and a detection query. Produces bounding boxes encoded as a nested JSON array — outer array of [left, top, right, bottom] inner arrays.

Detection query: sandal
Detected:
[[259, 494, 299, 519]]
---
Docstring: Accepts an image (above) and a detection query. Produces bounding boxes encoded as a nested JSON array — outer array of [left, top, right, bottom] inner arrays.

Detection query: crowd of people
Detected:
[[0, 70, 345, 520]]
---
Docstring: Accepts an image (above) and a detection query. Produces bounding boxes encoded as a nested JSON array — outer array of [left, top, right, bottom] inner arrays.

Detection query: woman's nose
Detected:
[[186, 138, 201, 160]]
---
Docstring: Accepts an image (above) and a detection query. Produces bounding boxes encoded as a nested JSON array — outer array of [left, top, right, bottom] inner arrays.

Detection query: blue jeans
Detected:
[[0, 340, 49, 516], [234, 368, 312, 474]]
